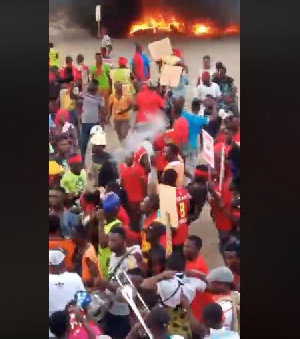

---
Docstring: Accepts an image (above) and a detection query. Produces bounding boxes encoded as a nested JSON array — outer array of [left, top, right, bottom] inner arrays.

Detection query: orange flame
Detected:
[[129, 9, 240, 37]]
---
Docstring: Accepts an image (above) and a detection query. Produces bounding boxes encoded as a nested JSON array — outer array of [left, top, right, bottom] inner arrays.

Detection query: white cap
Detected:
[[90, 125, 103, 136], [49, 249, 66, 266], [90, 132, 107, 146], [206, 267, 234, 283]]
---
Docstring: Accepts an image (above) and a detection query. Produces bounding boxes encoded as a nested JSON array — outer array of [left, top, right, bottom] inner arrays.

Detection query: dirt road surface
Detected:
[[51, 35, 240, 269]]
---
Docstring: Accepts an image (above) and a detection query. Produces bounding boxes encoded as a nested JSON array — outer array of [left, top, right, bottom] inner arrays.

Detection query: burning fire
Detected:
[[129, 10, 240, 37]]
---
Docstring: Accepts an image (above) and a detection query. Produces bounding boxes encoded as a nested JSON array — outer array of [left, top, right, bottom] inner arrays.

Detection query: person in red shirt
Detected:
[[184, 235, 209, 275], [120, 155, 147, 236], [60, 56, 78, 81], [135, 83, 164, 125], [132, 43, 145, 86], [161, 168, 190, 254]]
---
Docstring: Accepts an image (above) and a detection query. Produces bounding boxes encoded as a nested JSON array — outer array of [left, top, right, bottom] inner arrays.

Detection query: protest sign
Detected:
[[148, 37, 173, 61], [159, 64, 183, 87], [202, 129, 215, 168]]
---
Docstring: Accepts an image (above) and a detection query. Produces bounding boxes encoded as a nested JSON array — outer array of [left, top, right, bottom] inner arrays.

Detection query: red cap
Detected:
[[118, 57, 128, 67], [173, 48, 182, 58], [68, 154, 83, 164]]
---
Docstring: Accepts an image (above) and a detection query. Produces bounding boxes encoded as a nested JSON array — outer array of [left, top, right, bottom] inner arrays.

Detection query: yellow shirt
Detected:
[[60, 89, 76, 110], [109, 94, 132, 120]]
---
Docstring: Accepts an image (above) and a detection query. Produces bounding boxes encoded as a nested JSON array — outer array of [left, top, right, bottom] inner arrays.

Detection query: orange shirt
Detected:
[[49, 238, 75, 271], [82, 244, 102, 283], [109, 94, 132, 120], [186, 254, 209, 275]]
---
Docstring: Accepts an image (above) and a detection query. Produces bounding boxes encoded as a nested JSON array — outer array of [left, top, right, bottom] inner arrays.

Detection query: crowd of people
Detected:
[[49, 27, 240, 339]]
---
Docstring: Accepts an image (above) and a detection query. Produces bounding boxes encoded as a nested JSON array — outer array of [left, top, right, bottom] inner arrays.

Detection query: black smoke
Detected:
[[49, 0, 239, 38]]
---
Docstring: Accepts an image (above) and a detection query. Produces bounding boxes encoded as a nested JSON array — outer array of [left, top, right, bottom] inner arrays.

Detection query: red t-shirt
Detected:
[[186, 254, 209, 275], [117, 205, 130, 226], [133, 52, 145, 81], [60, 65, 78, 81], [171, 117, 189, 146], [120, 163, 146, 203], [172, 187, 190, 245], [210, 177, 233, 232], [136, 87, 164, 123], [191, 291, 214, 322]]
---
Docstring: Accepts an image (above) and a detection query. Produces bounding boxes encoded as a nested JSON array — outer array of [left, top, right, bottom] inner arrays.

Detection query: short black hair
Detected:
[[187, 235, 203, 250], [49, 215, 61, 234], [162, 168, 178, 187], [146, 305, 170, 329], [224, 240, 240, 258], [91, 78, 99, 86], [216, 61, 223, 69], [49, 311, 69, 337], [147, 222, 166, 238], [165, 252, 186, 272], [192, 98, 201, 111], [65, 56, 72, 62], [203, 302, 223, 325], [74, 225, 88, 239], [95, 52, 101, 56], [110, 225, 126, 239], [165, 143, 179, 155], [220, 66, 227, 73], [49, 186, 66, 195], [49, 42, 54, 48], [195, 164, 208, 172], [148, 194, 160, 211], [203, 55, 210, 60]]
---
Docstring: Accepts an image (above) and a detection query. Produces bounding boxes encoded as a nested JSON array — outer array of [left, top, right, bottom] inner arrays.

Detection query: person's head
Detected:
[[95, 52, 103, 64], [90, 131, 107, 153], [224, 240, 240, 273], [108, 226, 126, 253], [203, 95, 216, 109], [145, 305, 170, 338], [88, 78, 99, 94], [56, 136, 71, 156], [135, 43, 142, 54], [163, 143, 179, 162], [49, 214, 62, 237], [114, 81, 123, 96], [102, 192, 121, 220], [162, 168, 178, 187], [54, 109, 69, 126], [65, 56, 73, 66], [219, 65, 227, 77], [49, 249, 66, 274], [203, 55, 211, 69], [140, 194, 160, 215], [100, 27, 107, 36], [206, 266, 234, 293], [68, 154, 83, 175], [49, 42, 54, 49], [183, 235, 203, 261], [191, 98, 201, 114], [145, 222, 166, 245], [202, 302, 223, 329], [165, 252, 186, 272], [215, 61, 223, 72], [49, 186, 66, 209], [124, 153, 134, 167], [101, 47, 107, 58], [118, 57, 128, 68], [202, 71, 211, 85], [194, 164, 209, 183], [71, 225, 88, 248], [76, 53, 84, 64], [49, 310, 70, 338]]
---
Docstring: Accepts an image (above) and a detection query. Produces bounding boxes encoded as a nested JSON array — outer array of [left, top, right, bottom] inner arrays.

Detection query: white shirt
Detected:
[[157, 274, 207, 308], [101, 35, 112, 48], [205, 327, 240, 339], [194, 82, 222, 101], [49, 272, 85, 316]]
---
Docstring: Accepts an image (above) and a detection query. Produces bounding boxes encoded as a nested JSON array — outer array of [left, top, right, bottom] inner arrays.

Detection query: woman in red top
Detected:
[[120, 155, 147, 236]]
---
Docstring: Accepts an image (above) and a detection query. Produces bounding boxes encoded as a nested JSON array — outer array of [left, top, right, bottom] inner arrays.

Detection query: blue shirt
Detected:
[[182, 111, 209, 150], [61, 210, 78, 237], [130, 53, 150, 78]]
